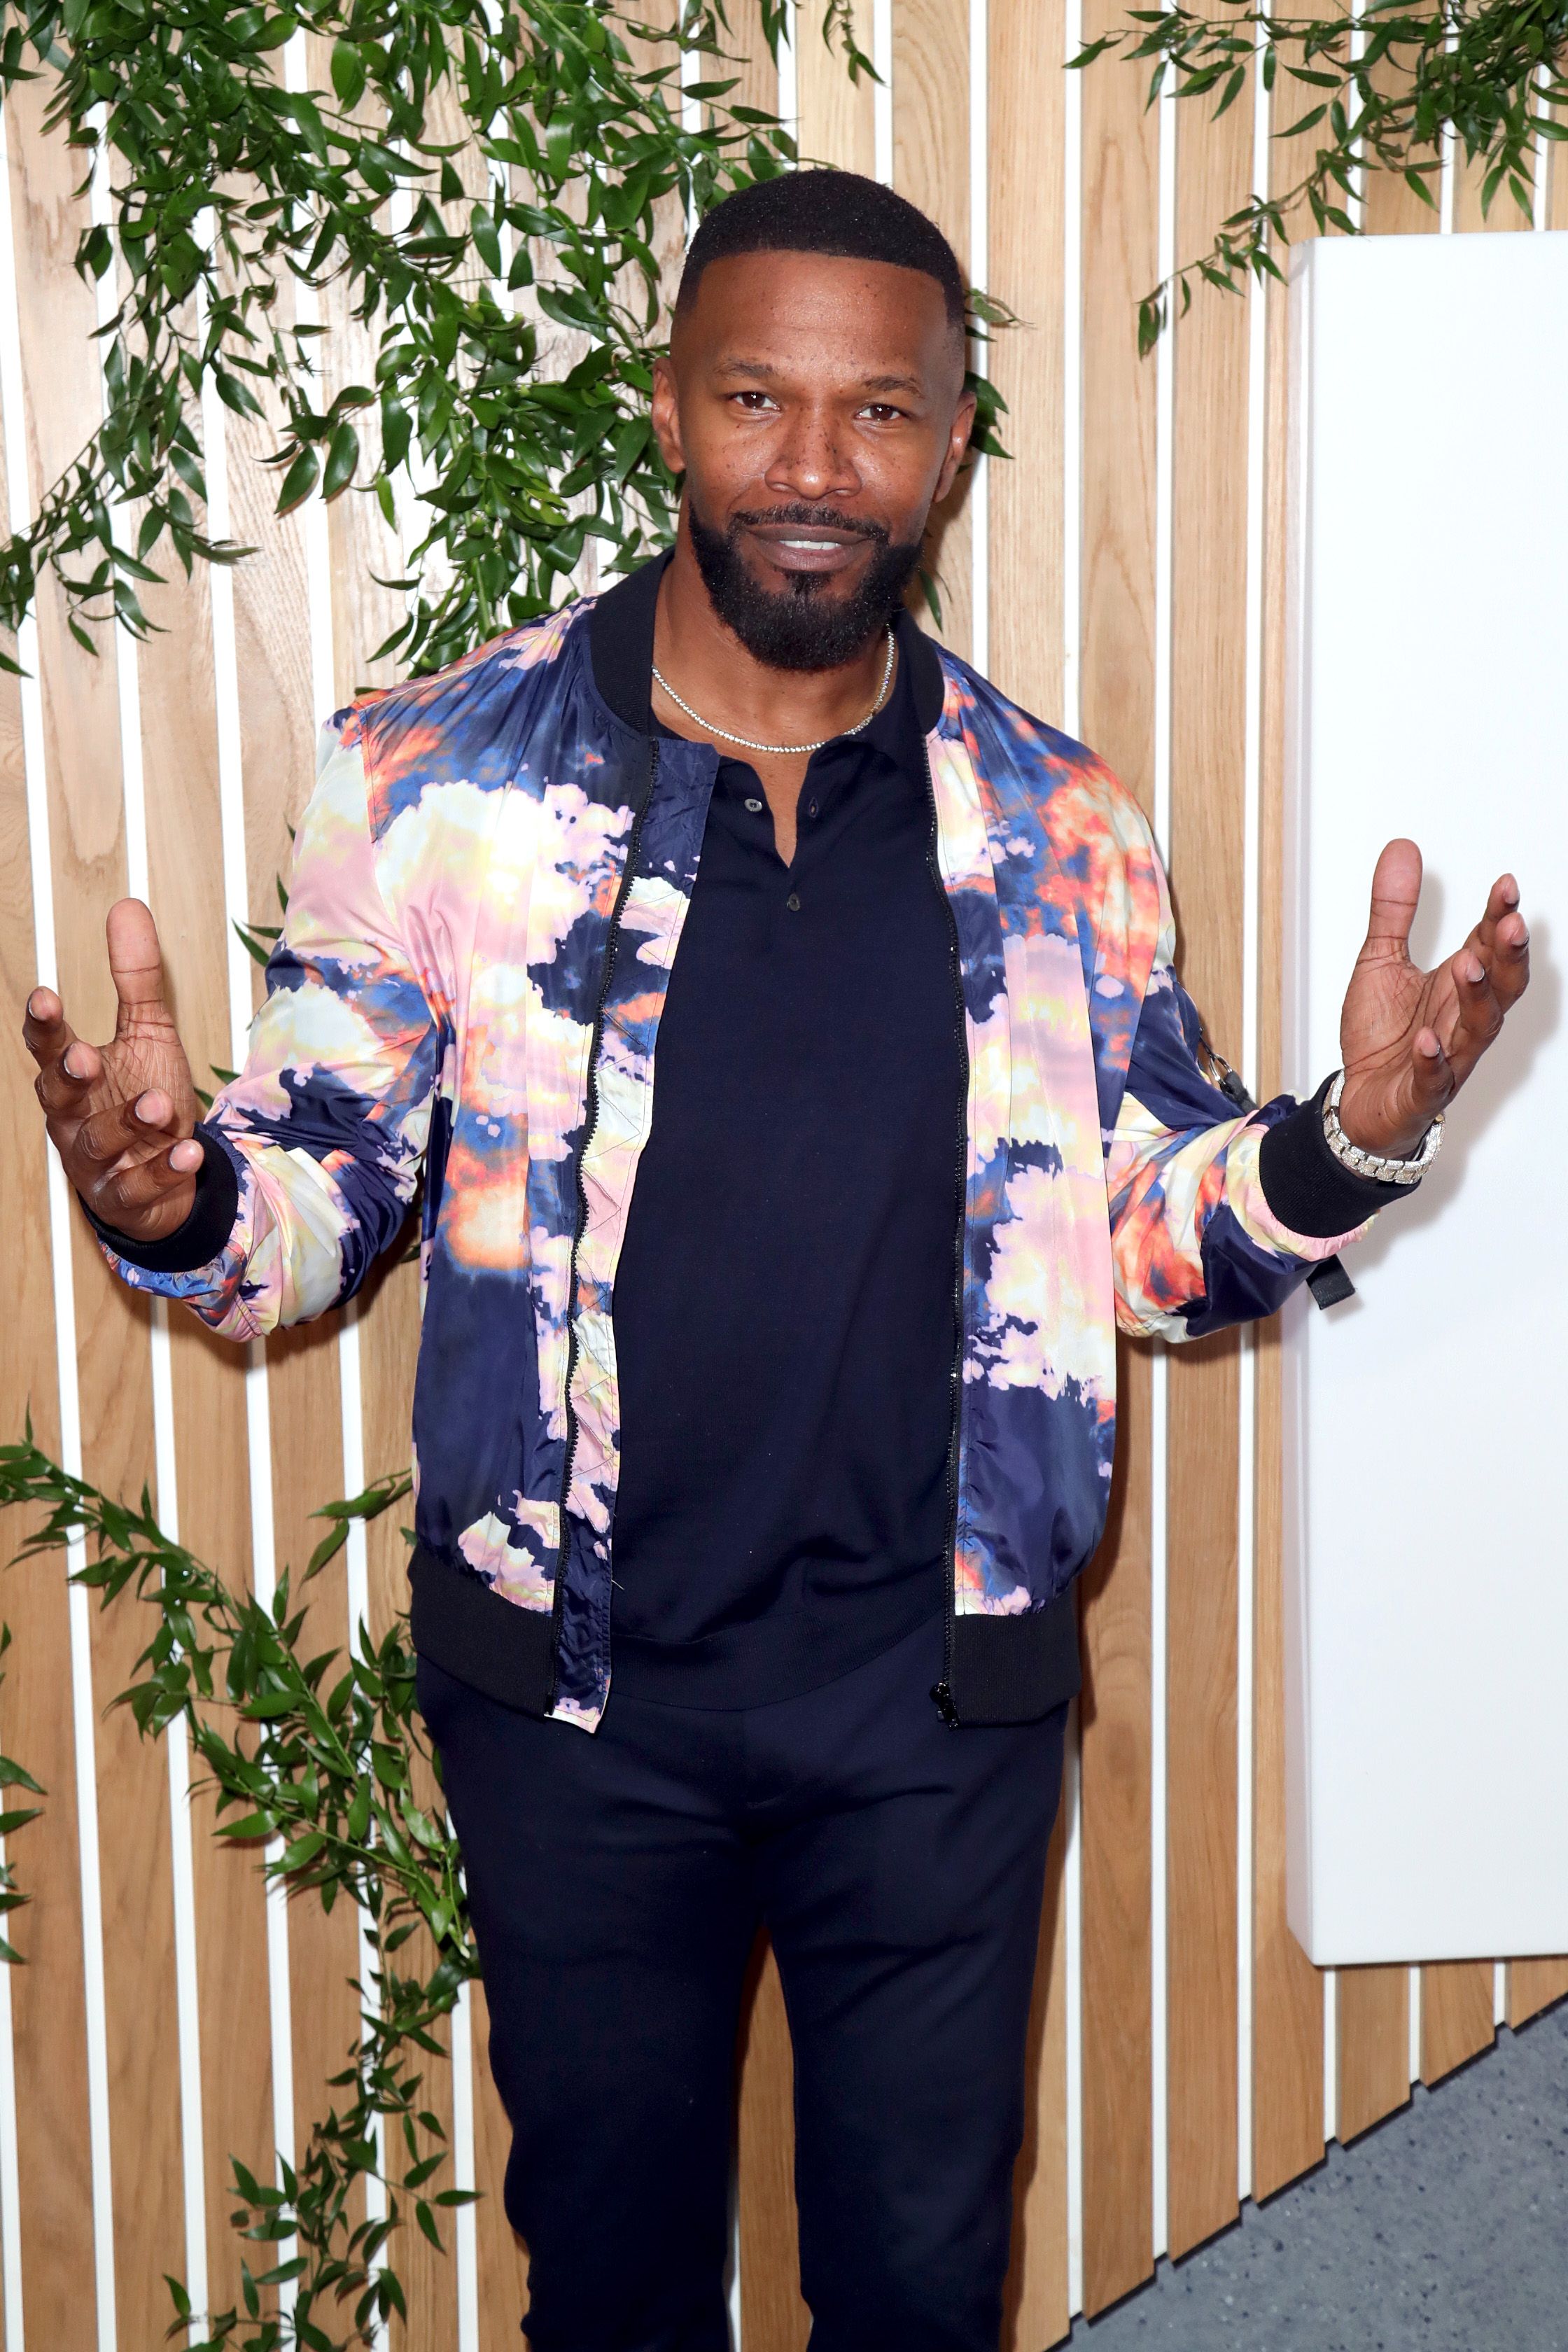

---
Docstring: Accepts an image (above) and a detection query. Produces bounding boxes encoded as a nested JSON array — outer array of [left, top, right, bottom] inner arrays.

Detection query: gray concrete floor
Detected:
[[1072, 1999, 1568, 2351]]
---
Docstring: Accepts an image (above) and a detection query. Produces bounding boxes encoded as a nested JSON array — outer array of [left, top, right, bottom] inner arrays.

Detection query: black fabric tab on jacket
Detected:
[[945, 1591, 1081, 1726], [587, 552, 948, 740], [83, 1122, 240, 1274], [1258, 1075, 1418, 1240], [410, 1545, 554, 1720]]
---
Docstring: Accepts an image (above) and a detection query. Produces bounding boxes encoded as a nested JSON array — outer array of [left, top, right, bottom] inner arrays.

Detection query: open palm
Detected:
[[1337, 839, 1530, 1161], [24, 898, 204, 1242]]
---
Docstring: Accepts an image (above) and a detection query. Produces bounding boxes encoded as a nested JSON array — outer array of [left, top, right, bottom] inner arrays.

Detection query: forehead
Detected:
[[676, 249, 962, 390]]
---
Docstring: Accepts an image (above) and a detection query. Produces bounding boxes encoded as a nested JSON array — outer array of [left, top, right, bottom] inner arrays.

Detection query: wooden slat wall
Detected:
[[0, 23, 1562, 2351]]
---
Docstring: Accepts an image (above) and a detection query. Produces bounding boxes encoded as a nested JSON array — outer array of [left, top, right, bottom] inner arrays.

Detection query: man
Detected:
[[23, 171, 1528, 2351]]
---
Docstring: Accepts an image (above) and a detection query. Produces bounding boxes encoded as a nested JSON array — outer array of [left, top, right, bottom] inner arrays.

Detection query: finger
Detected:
[[105, 897, 173, 1027], [1471, 872, 1520, 960], [73, 1090, 183, 1170], [1406, 1026, 1455, 1121], [89, 1147, 200, 1228], [1436, 949, 1504, 1080], [1487, 906, 1530, 1013], [1362, 837, 1423, 958], [22, 985, 80, 1072], [31, 1034, 104, 1118]]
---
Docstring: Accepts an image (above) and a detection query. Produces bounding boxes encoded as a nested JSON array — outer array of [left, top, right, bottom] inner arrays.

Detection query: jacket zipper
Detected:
[[923, 736, 969, 1729], [547, 741, 659, 1711]]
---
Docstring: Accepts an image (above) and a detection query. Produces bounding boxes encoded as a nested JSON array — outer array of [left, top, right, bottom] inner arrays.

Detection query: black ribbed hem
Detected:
[[410, 1545, 554, 1718], [1258, 1077, 1418, 1240], [946, 1591, 1081, 1726], [85, 1124, 241, 1273]]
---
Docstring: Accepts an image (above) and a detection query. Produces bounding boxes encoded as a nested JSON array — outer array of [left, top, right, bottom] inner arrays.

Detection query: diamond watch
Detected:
[[1322, 1069, 1444, 1185]]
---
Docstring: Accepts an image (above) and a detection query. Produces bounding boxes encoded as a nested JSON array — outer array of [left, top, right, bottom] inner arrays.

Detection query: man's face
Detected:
[[652, 250, 975, 670]]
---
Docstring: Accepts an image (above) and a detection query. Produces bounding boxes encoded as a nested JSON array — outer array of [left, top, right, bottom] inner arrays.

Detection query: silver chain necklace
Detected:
[[650, 626, 897, 757]]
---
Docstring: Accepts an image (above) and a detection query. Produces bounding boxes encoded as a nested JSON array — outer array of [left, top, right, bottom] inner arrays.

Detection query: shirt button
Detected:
[[785, 892, 801, 912], [745, 796, 763, 813], [808, 799, 819, 818]]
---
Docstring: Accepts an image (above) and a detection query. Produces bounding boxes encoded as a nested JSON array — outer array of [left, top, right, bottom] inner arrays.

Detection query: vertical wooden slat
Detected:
[[1077, 1353, 1153, 2315], [0, 232, 97, 2337], [1453, 150, 1535, 232], [738, 1945, 811, 2350], [1507, 1959, 1568, 2031], [1162, 35, 1254, 2258], [1077, 0, 1159, 2306], [988, 0, 1065, 725], [138, 538, 276, 2314], [989, 1, 1068, 2336], [1249, 231, 1326, 2202], [1420, 1962, 1494, 2086], [222, 340, 365, 2180], [1003, 1807, 1070, 2351], [892, 0, 973, 660], [470, 1975, 531, 2346], [6, 72, 190, 2346], [796, 0, 875, 176], [1336, 1967, 1409, 2142]]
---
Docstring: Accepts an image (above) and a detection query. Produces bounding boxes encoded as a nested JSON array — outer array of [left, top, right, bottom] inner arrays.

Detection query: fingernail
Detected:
[[63, 1047, 83, 1078], [1466, 959, 1485, 984]]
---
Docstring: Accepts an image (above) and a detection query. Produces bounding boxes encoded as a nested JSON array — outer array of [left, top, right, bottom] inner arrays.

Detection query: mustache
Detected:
[[728, 504, 890, 546]]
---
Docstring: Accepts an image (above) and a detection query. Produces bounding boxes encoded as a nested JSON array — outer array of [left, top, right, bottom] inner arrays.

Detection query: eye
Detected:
[[857, 402, 908, 424], [730, 389, 780, 413]]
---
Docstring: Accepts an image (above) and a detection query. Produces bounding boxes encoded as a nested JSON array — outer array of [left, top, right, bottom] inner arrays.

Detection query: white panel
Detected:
[[1283, 231, 1568, 1965]]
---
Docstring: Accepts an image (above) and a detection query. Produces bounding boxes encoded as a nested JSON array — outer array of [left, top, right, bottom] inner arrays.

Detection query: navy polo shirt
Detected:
[[606, 608, 965, 1708]]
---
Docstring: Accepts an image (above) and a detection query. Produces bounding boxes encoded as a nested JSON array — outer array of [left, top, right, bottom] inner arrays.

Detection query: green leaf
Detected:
[[275, 447, 320, 517], [322, 421, 360, 502], [331, 38, 367, 111]]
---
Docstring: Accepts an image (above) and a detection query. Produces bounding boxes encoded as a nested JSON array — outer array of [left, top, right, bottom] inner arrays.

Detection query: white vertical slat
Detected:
[[1062, 1701, 1084, 2318], [1408, 1966, 1422, 2084], [1060, 0, 1084, 2314], [1492, 1961, 1507, 2029], [1148, 66, 1176, 2268], [88, 122, 211, 2338], [776, 0, 799, 149], [1532, 69, 1551, 232], [0, 90, 27, 2348], [967, 0, 988, 681], [448, 1972, 480, 2352], [0, 92, 118, 2352], [195, 214, 299, 2325], [1322, 1961, 1338, 2143], [1234, 19, 1272, 2207], [872, 0, 893, 184]]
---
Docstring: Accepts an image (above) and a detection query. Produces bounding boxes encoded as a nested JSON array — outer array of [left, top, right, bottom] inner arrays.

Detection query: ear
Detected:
[[650, 355, 685, 477], [932, 385, 978, 506]]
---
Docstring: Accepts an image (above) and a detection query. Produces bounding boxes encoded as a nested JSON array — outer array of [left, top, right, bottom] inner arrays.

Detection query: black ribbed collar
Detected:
[[587, 551, 946, 740]]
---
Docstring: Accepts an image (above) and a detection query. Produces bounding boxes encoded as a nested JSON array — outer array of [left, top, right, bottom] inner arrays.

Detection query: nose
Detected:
[[762, 402, 860, 505]]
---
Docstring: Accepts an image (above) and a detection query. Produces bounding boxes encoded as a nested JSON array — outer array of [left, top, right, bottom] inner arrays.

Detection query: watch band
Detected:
[[1322, 1068, 1444, 1185]]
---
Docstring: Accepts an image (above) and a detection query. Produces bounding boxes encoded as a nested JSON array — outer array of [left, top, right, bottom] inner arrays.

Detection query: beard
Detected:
[[685, 496, 923, 673]]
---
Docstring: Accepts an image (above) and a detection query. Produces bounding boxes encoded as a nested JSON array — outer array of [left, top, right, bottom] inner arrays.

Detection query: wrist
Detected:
[[1324, 1070, 1443, 1185], [1334, 1074, 1429, 1160]]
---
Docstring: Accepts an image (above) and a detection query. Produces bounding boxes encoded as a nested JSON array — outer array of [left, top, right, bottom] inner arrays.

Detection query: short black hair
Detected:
[[676, 169, 967, 332]]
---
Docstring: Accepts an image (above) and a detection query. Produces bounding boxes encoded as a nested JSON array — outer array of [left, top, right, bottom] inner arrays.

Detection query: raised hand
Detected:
[[24, 897, 204, 1245], [1336, 839, 1530, 1161]]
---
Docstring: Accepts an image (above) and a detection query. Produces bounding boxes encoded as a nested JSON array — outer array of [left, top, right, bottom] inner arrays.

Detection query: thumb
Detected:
[[1362, 837, 1423, 958], [105, 897, 172, 1026]]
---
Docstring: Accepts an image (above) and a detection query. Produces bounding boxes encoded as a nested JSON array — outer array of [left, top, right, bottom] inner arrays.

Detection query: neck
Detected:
[[653, 517, 894, 746]]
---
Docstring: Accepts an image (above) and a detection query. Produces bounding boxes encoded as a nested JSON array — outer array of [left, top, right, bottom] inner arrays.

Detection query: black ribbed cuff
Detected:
[[946, 1591, 1080, 1726], [84, 1123, 241, 1274], [410, 1546, 555, 1719], [1258, 1077, 1418, 1240]]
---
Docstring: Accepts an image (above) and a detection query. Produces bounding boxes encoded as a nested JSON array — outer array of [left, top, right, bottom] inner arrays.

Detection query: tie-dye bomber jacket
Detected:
[[100, 561, 1390, 1730]]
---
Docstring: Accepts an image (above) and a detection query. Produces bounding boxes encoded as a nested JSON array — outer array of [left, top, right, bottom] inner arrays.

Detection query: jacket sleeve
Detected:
[[1105, 879, 1406, 1344], [97, 713, 439, 1341]]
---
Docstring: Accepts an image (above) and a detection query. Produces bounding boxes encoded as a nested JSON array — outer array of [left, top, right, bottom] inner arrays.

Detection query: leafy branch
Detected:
[[1071, 0, 1567, 350], [0, 1434, 468, 2351], [0, 0, 814, 678]]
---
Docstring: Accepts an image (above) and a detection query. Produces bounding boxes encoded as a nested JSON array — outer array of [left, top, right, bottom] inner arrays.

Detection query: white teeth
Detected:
[[779, 538, 839, 550]]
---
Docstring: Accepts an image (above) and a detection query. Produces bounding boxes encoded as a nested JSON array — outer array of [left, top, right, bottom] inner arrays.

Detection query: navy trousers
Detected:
[[416, 1611, 1067, 2352]]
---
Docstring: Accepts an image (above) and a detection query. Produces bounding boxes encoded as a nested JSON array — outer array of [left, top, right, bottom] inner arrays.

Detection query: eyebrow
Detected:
[[714, 357, 925, 396]]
